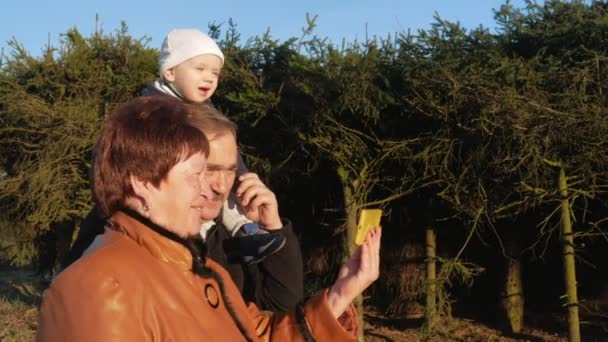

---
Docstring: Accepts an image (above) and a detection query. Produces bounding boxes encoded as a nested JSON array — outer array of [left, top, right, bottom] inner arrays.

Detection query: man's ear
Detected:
[[162, 68, 176, 82]]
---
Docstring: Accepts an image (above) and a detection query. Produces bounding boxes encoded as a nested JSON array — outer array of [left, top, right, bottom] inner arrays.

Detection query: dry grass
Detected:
[[0, 266, 43, 342], [0, 297, 39, 341], [363, 307, 569, 342]]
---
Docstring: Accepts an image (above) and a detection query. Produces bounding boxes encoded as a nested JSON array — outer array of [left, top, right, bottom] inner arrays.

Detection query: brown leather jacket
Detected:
[[36, 211, 358, 341]]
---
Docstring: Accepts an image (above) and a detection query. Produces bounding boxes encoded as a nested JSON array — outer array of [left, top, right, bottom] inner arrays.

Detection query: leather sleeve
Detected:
[[248, 289, 359, 342], [251, 219, 304, 311]]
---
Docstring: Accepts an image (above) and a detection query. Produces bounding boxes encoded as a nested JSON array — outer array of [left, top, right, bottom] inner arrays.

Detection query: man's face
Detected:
[[199, 132, 238, 221]]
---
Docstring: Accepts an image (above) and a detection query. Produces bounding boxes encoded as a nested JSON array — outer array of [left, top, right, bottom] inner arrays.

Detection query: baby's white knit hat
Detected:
[[159, 29, 224, 75]]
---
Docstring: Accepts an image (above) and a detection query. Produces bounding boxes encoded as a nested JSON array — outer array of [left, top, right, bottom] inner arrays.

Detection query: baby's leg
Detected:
[[221, 192, 253, 236]]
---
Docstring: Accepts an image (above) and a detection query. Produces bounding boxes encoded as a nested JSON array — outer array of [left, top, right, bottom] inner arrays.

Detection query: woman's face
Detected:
[[145, 152, 212, 238]]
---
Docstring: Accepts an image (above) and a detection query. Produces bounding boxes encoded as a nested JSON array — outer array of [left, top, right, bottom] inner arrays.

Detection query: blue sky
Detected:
[[1, 0, 527, 57]]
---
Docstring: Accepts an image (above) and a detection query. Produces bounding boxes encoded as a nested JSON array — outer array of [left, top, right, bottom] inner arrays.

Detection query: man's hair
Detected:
[[188, 103, 237, 139], [93, 96, 210, 217]]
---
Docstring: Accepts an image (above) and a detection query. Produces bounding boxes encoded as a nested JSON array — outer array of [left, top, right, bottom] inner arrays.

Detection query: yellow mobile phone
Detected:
[[355, 209, 382, 245]]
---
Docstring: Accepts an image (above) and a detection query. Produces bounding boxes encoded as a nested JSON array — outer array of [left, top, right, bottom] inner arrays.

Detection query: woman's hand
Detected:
[[327, 227, 381, 318]]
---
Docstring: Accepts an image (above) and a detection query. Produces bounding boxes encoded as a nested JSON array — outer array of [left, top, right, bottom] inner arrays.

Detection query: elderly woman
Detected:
[[36, 97, 381, 341]]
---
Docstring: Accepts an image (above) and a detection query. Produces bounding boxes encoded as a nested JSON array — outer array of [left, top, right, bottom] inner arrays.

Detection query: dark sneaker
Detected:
[[239, 222, 265, 236], [224, 224, 286, 264]]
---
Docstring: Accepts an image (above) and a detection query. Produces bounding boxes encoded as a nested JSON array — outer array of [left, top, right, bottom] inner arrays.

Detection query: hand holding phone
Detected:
[[355, 209, 382, 245]]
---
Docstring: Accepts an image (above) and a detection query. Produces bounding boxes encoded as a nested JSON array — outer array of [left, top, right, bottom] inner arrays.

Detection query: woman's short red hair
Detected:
[[93, 97, 209, 217]]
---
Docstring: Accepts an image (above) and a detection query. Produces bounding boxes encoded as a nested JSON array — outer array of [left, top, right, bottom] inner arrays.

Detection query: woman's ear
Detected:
[[129, 175, 152, 215], [130, 175, 150, 199]]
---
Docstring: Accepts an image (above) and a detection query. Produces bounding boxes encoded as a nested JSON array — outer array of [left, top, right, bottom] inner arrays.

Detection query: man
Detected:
[[64, 106, 303, 312], [195, 109, 303, 311]]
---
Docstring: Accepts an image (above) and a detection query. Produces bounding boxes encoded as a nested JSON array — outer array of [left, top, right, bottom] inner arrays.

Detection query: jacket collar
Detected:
[[141, 79, 213, 107], [109, 210, 194, 272], [145, 78, 185, 100]]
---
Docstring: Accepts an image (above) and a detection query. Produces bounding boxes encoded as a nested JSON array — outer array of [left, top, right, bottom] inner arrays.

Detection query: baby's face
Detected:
[[163, 54, 223, 103]]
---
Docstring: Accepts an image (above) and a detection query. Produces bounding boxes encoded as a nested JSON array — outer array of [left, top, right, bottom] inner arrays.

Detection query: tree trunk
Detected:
[[501, 237, 524, 334], [340, 170, 364, 341], [559, 167, 581, 342], [425, 227, 437, 331]]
